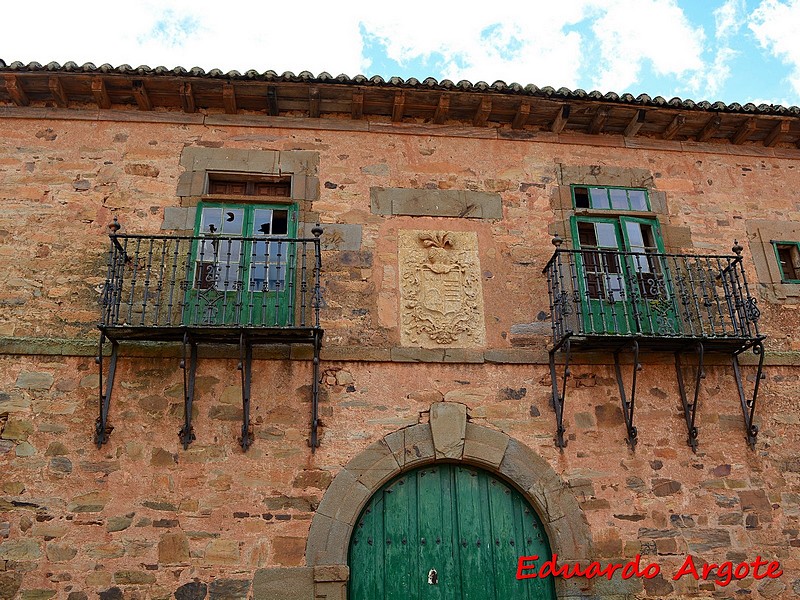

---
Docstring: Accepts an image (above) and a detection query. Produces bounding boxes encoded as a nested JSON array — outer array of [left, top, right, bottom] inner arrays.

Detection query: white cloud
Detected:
[[686, 0, 745, 98], [1, 0, 367, 75], [589, 0, 705, 95], [358, 0, 593, 86], [749, 0, 800, 97]]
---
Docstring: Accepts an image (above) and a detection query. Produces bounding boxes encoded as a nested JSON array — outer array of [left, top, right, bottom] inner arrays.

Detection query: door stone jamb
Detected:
[[305, 402, 592, 599]]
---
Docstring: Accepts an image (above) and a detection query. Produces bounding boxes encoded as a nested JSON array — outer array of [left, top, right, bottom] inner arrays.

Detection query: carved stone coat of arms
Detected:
[[399, 230, 486, 348]]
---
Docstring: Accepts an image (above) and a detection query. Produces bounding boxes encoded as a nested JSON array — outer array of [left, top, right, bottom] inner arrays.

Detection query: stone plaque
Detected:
[[399, 230, 486, 348]]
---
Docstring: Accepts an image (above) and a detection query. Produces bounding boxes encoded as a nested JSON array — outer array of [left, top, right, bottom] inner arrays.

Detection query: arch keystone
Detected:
[[430, 401, 466, 459]]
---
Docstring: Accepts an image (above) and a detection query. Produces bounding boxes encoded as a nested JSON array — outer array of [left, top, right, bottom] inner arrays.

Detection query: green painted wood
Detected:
[[349, 463, 556, 600]]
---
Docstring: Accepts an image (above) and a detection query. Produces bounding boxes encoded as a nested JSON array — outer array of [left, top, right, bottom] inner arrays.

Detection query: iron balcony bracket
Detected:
[[675, 343, 705, 453], [309, 329, 323, 452], [614, 340, 640, 449], [178, 333, 198, 449], [95, 333, 119, 447], [733, 339, 766, 450], [548, 335, 572, 449], [238, 333, 254, 451]]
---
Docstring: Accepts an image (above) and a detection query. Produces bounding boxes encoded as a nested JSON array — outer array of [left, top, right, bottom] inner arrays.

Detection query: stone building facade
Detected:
[[1, 61, 799, 599]]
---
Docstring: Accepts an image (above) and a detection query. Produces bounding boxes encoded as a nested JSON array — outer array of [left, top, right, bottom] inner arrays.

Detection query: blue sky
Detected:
[[3, 0, 800, 107]]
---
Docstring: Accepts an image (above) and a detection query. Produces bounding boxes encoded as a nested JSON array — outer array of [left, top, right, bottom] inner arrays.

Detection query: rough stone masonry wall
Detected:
[[0, 114, 799, 599]]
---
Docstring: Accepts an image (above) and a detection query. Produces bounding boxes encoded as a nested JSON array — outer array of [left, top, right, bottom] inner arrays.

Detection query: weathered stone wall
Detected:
[[1, 113, 799, 599]]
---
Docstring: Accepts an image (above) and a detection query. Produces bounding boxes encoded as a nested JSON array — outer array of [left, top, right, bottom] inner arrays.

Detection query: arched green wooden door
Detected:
[[349, 463, 556, 600]]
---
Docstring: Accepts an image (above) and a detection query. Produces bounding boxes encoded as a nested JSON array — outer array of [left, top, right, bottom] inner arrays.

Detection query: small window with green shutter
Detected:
[[773, 241, 800, 283]]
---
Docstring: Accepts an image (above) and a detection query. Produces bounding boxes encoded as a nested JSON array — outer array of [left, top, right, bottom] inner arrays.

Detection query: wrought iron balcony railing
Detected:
[[543, 241, 762, 349], [95, 224, 324, 452], [100, 231, 322, 337], [543, 238, 765, 452]]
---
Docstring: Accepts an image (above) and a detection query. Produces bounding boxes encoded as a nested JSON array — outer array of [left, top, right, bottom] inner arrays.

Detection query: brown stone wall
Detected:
[[1, 113, 799, 598]]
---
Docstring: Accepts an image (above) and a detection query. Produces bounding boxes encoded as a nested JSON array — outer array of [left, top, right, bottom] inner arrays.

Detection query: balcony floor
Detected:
[[553, 332, 765, 354], [98, 324, 322, 345]]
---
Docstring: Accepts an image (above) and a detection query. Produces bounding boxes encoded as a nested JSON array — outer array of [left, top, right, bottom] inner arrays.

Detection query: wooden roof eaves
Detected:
[[2, 69, 800, 149]]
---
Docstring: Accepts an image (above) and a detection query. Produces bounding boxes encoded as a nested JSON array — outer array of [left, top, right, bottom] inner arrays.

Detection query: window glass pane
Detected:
[[628, 190, 647, 211], [589, 188, 610, 209], [578, 222, 597, 246], [253, 209, 273, 236], [595, 222, 619, 248], [610, 188, 628, 210], [625, 222, 646, 249], [220, 209, 244, 235], [200, 208, 223, 235]]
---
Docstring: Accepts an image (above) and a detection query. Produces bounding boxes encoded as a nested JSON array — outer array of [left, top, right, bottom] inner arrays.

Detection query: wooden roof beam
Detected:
[[48, 76, 68, 108], [180, 82, 196, 113], [222, 82, 236, 114], [697, 115, 722, 142], [132, 80, 152, 111], [3, 75, 29, 106], [91, 77, 111, 109], [732, 118, 756, 145], [309, 86, 320, 118], [433, 94, 449, 124], [351, 89, 363, 120], [624, 109, 646, 137], [663, 114, 685, 140], [764, 120, 789, 147], [392, 91, 405, 122], [551, 104, 570, 133], [266, 86, 279, 116], [512, 100, 530, 129], [588, 106, 610, 135], [473, 97, 492, 127]]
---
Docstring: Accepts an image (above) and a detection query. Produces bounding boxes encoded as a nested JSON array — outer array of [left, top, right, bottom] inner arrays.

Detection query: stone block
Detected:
[[463, 423, 509, 468], [430, 402, 467, 459], [161, 207, 195, 230], [174, 582, 207, 600], [370, 187, 502, 219], [313, 565, 349, 582], [158, 532, 190, 563], [14, 372, 54, 390], [0, 539, 41, 560], [273, 536, 306, 566], [343, 439, 400, 491], [252, 568, 313, 600], [315, 469, 369, 525], [303, 223, 362, 251], [205, 539, 240, 564], [113, 571, 156, 585], [384, 424, 434, 470], [67, 491, 109, 513], [208, 579, 251, 600]]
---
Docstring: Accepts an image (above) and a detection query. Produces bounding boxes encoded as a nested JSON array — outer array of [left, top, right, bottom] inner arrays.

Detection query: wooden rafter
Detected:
[[624, 109, 646, 137], [222, 82, 236, 114], [48, 76, 68, 108], [697, 115, 722, 142], [266, 86, 279, 116], [551, 104, 570, 133], [3, 75, 29, 106], [433, 94, 449, 124], [132, 80, 152, 111], [764, 120, 789, 147], [588, 106, 610, 135], [180, 82, 196, 113], [663, 114, 685, 140], [512, 101, 530, 129], [351, 89, 363, 120], [91, 77, 111, 109], [392, 91, 405, 122], [309, 86, 320, 118], [732, 118, 757, 145], [473, 98, 492, 127]]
